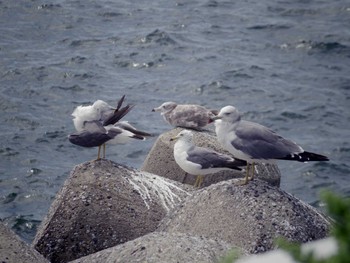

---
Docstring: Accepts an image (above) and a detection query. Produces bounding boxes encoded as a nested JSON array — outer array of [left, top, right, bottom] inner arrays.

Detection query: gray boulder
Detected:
[[158, 179, 330, 254], [69, 232, 243, 263], [33, 159, 191, 263], [141, 128, 281, 187], [0, 221, 49, 263]]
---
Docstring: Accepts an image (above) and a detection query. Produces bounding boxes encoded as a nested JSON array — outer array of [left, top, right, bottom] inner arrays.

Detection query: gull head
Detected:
[[170, 129, 193, 142], [92, 100, 114, 112], [152, 101, 177, 114], [211, 105, 241, 123]]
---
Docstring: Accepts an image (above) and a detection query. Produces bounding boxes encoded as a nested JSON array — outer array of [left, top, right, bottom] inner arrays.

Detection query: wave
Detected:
[[281, 40, 350, 55], [140, 29, 178, 46]]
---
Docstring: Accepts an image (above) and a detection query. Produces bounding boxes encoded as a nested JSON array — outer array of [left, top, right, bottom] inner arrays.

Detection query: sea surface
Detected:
[[0, 0, 349, 243]]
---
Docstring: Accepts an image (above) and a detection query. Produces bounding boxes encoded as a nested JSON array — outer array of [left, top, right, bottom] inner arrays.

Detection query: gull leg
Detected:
[[96, 145, 101, 160], [244, 163, 250, 184], [236, 163, 250, 186], [248, 163, 255, 181], [198, 175, 204, 188], [103, 143, 106, 159], [194, 175, 200, 187], [194, 175, 204, 188]]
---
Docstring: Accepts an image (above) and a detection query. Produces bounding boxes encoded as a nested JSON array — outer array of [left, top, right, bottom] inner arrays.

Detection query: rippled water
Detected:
[[1, 0, 349, 243]]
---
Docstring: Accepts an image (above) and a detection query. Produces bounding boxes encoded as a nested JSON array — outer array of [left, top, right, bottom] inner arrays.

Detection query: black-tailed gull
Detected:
[[152, 102, 218, 130], [69, 121, 152, 159], [211, 105, 329, 184], [69, 95, 151, 159], [170, 130, 246, 187]]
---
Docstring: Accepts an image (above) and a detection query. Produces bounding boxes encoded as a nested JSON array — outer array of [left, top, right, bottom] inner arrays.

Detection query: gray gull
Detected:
[[211, 105, 329, 184]]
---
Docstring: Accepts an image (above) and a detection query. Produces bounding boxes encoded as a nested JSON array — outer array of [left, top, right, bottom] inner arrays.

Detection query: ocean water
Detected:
[[0, 0, 349, 243]]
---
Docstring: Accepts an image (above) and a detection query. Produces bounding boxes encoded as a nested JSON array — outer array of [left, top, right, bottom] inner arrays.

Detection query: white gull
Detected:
[[170, 130, 246, 187]]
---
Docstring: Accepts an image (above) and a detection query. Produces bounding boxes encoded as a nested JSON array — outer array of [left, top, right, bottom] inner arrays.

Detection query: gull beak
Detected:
[[169, 135, 178, 142], [152, 106, 161, 112], [210, 115, 222, 122]]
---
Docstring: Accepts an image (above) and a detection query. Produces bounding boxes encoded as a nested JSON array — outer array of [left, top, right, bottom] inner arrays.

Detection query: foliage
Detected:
[[218, 248, 241, 263]]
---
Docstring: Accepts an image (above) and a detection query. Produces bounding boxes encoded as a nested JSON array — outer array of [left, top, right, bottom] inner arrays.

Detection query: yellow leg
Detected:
[[96, 145, 101, 160], [243, 163, 250, 184], [236, 163, 252, 186], [248, 163, 255, 181], [194, 175, 204, 188], [103, 143, 106, 159]]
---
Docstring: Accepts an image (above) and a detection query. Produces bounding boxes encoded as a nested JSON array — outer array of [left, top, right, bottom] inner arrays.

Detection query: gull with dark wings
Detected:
[[69, 95, 152, 159], [211, 105, 329, 185]]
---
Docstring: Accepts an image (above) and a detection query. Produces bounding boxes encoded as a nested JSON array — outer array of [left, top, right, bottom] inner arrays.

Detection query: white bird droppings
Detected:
[[126, 170, 191, 211]]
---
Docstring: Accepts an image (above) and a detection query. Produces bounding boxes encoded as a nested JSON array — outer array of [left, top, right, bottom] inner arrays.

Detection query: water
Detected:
[[0, 0, 349, 243]]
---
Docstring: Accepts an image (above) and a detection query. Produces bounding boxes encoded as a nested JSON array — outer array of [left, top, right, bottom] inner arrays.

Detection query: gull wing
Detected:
[[186, 147, 244, 170], [232, 120, 302, 160]]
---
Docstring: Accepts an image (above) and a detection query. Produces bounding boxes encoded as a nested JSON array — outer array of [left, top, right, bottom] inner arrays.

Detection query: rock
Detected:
[[69, 232, 243, 263], [158, 179, 330, 254], [0, 221, 49, 263], [33, 159, 191, 263], [141, 128, 281, 187]]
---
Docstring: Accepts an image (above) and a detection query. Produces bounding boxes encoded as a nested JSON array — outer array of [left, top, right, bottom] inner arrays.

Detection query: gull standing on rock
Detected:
[[170, 130, 246, 187], [152, 101, 218, 130], [211, 106, 329, 185], [69, 121, 152, 159], [69, 95, 151, 159]]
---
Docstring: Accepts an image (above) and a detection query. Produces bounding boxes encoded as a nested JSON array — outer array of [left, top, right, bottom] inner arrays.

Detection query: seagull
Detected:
[[72, 95, 133, 131], [152, 101, 218, 130], [69, 95, 151, 159], [211, 105, 329, 185], [69, 120, 152, 159], [170, 130, 246, 187]]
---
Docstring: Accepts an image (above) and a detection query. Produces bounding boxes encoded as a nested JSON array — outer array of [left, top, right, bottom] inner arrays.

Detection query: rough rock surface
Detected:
[[158, 179, 330, 254], [141, 128, 281, 187], [0, 221, 49, 263], [33, 159, 191, 263], [69, 232, 242, 263]]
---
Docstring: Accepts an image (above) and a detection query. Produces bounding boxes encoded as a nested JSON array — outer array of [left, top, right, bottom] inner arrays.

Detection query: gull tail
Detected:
[[129, 129, 153, 138], [103, 104, 135, 126], [225, 158, 247, 171], [116, 122, 153, 138], [279, 151, 329, 162], [130, 134, 147, 140]]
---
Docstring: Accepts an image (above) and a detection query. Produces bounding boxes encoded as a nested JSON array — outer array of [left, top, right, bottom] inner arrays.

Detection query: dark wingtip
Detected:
[[103, 104, 135, 126], [116, 95, 126, 110], [134, 131, 153, 137], [279, 151, 329, 162], [131, 134, 146, 140]]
